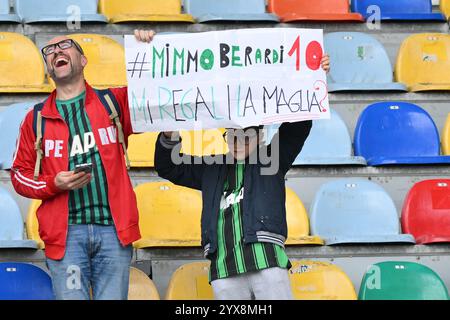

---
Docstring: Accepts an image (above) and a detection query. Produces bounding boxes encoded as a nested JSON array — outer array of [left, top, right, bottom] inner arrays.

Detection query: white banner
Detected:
[[125, 28, 330, 132]]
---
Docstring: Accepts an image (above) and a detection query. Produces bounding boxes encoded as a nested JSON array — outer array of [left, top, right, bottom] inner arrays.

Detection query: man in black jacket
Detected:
[[155, 56, 330, 300]]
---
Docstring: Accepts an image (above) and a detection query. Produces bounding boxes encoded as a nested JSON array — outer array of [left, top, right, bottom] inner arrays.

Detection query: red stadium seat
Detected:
[[401, 180, 450, 244], [268, 0, 364, 22]]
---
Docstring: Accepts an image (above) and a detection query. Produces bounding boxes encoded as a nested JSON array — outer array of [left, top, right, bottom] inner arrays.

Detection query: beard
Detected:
[[48, 60, 82, 85]]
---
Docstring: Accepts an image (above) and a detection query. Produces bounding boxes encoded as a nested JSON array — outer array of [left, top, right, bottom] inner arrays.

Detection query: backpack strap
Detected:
[[32, 103, 45, 181], [95, 89, 130, 170]]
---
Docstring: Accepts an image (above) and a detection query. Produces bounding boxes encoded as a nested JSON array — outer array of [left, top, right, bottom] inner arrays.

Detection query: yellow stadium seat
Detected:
[[128, 267, 160, 300], [128, 132, 160, 167], [99, 0, 195, 23], [443, 114, 450, 155], [180, 129, 229, 157], [0, 32, 52, 93], [133, 182, 202, 248], [49, 34, 126, 89], [165, 262, 213, 300], [395, 33, 450, 92], [440, 0, 450, 19], [289, 260, 357, 300], [285, 188, 324, 246], [26, 200, 45, 249]]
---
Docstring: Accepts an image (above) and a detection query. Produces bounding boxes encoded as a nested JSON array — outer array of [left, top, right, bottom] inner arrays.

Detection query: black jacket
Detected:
[[155, 121, 312, 256]]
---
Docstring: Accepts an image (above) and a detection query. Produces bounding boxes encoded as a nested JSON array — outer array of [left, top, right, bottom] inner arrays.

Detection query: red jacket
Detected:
[[11, 83, 141, 260]]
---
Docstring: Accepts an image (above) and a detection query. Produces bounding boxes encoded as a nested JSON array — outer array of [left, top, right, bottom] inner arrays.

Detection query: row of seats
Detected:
[[1, 0, 450, 24], [2, 177, 449, 249], [3, 31, 450, 93], [2, 101, 448, 169], [1, 260, 448, 300]]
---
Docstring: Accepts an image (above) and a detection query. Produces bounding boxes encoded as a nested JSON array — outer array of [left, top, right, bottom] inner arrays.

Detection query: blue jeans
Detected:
[[46, 225, 133, 300]]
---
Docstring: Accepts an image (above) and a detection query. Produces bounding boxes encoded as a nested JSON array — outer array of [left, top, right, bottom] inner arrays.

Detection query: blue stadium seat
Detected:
[[0, 102, 35, 170], [0, 263, 54, 300], [0, 0, 20, 22], [16, 0, 107, 23], [354, 102, 450, 166], [352, 0, 446, 21], [184, 0, 279, 23], [0, 187, 38, 249], [266, 109, 366, 165], [310, 178, 416, 245], [325, 32, 407, 92]]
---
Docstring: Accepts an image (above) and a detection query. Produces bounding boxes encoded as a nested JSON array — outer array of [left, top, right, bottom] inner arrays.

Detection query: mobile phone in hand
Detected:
[[74, 163, 93, 174]]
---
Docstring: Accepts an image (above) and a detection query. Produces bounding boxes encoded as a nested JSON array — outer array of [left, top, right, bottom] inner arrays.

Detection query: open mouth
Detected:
[[53, 56, 70, 68]]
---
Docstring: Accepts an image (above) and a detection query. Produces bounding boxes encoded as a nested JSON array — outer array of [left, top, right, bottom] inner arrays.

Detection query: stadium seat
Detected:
[[16, 0, 107, 23], [310, 178, 415, 245], [395, 33, 450, 92], [184, 0, 279, 23], [26, 200, 45, 249], [0, 0, 20, 22], [268, 0, 363, 22], [0, 187, 38, 249], [443, 114, 450, 155], [165, 261, 213, 300], [354, 102, 450, 166], [266, 109, 367, 165], [0, 102, 35, 170], [285, 188, 323, 245], [128, 267, 160, 300], [133, 182, 202, 248], [99, 0, 194, 23], [325, 32, 407, 92], [180, 129, 228, 157], [359, 261, 449, 300], [0, 262, 54, 300], [0, 32, 52, 93], [289, 260, 357, 300], [128, 133, 159, 167], [352, 0, 446, 21], [66, 34, 127, 89], [401, 180, 450, 244], [441, 0, 450, 19]]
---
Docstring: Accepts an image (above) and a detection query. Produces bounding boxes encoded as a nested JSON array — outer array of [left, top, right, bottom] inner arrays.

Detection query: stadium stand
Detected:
[[325, 32, 407, 92], [267, 0, 364, 22], [184, 0, 279, 23], [359, 261, 449, 300], [289, 260, 357, 300], [128, 267, 160, 300], [401, 179, 450, 244], [99, 0, 194, 23], [310, 178, 416, 245], [352, 0, 446, 21], [354, 101, 450, 166], [0, 0, 20, 23]]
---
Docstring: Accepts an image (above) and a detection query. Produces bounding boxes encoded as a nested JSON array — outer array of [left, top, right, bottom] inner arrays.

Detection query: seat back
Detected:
[[401, 180, 450, 244], [99, 0, 185, 17], [128, 132, 159, 167], [133, 182, 202, 248], [395, 34, 450, 89], [289, 260, 357, 300], [16, 0, 100, 19], [128, 267, 160, 300], [352, 0, 435, 15], [268, 0, 354, 16], [310, 179, 400, 239], [359, 261, 449, 300], [443, 114, 450, 155], [0, 0, 10, 14], [180, 129, 228, 156], [0, 187, 26, 242], [26, 200, 44, 249], [354, 102, 441, 160], [165, 262, 213, 300], [185, 0, 268, 16], [0, 262, 54, 300], [441, 0, 450, 18]]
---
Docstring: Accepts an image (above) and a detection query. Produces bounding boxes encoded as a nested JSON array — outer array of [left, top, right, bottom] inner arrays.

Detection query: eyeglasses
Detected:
[[41, 39, 84, 57], [223, 128, 260, 144]]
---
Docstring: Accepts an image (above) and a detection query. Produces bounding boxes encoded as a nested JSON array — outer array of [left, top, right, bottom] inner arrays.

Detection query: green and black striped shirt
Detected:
[[208, 163, 291, 282], [56, 92, 113, 225]]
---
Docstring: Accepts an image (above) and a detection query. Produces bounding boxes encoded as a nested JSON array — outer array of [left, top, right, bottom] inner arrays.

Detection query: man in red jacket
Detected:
[[11, 30, 155, 300]]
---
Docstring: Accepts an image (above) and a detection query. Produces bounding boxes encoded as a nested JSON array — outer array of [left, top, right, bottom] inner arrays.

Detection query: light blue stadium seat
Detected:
[[0, 187, 38, 249], [266, 109, 366, 166], [0, 102, 35, 170], [310, 178, 416, 245], [325, 32, 407, 92], [0, 0, 20, 22], [352, 0, 446, 21], [0, 263, 54, 300], [184, 0, 279, 23], [16, 0, 107, 23], [354, 101, 450, 166]]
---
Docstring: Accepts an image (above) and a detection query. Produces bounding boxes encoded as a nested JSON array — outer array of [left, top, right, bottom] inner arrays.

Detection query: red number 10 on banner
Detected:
[[288, 36, 324, 71]]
